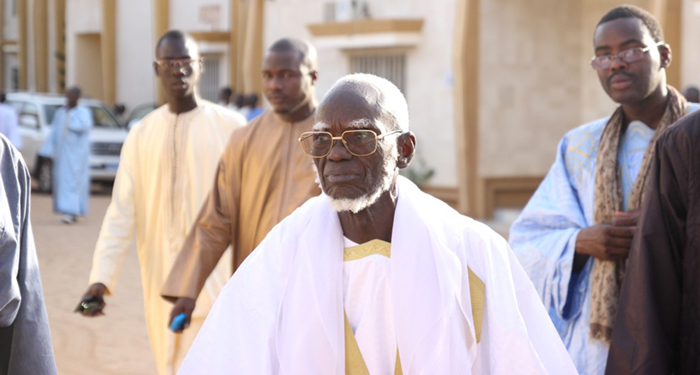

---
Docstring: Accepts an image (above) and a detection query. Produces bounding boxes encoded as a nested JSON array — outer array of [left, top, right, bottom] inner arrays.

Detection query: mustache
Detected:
[[607, 72, 634, 86]]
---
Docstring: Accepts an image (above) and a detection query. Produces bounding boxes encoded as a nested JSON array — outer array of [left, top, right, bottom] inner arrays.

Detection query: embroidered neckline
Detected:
[[344, 239, 391, 261]]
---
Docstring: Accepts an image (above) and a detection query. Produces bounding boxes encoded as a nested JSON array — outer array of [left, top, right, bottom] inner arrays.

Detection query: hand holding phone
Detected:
[[75, 296, 104, 316], [75, 283, 107, 316], [170, 312, 187, 331]]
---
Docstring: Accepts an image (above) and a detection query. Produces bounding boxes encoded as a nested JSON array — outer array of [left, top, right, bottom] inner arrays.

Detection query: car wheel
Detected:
[[37, 158, 53, 193]]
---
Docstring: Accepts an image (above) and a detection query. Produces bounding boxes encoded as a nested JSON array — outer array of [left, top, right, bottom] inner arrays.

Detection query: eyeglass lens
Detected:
[[159, 59, 196, 70], [592, 48, 646, 70], [301, 131, 378, 157]]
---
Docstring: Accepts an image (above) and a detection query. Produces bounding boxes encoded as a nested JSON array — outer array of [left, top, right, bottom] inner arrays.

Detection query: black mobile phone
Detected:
[[76, 296, 102, 315]]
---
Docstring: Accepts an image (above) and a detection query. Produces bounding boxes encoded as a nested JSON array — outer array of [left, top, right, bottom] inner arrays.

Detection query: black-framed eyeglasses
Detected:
[[298, 129, 402, 158], [590, 43, 663, 71], [155, 58, 200, 71]]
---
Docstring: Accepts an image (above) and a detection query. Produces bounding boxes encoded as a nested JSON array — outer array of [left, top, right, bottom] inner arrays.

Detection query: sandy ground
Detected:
[[31, 190, 158, 375]]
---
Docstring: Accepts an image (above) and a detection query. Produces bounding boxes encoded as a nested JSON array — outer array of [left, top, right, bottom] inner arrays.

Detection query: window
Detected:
[[91, 106, 121, 129], [349, 52, 407, 94], [10, 68, 18, 90], [19, 103, 39, 129], [43, 105, 61, 124], [198, 56, 221, 102]]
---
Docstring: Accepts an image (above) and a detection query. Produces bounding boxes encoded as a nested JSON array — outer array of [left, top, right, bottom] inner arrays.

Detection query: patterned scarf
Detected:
[[589, 86, 687, 342]]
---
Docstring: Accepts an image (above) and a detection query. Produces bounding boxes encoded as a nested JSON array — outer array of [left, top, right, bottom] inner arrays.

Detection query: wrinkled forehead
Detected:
[[313, 118, 387, 133], [315, 84, 386, 132]]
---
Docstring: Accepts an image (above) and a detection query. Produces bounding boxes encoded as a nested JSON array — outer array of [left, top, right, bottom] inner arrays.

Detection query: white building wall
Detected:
[[65, 0, 102, 88], [3, 0, 19, 40], [170, 0, 230, 32], [264, 0, 458, 187], [681, 0, 700, 90], [169, 0, 231, 103], [116, 0, 154, 110], [479, 0, 586, 178]]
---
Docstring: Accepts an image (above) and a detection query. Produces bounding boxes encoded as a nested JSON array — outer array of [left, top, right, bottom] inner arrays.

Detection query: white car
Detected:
[[6, 92, 128, 192]]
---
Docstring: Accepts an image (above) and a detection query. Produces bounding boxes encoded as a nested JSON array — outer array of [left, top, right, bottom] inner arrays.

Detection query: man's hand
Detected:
[[168, 297, 196, 333], [611, 210, 640, 228], [575, 210, 640, 262], [75, 283, 107, 317]]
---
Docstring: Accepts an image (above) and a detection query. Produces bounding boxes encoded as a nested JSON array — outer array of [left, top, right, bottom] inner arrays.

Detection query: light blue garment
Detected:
[[509, 104, 699, 375], [42, 106, 93, 216], [0, 103, 22, 150], [246, 106, 263, 121]]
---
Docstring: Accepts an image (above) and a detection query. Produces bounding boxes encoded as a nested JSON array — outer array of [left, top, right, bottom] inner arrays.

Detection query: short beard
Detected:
[[325, 143, 398, 214]]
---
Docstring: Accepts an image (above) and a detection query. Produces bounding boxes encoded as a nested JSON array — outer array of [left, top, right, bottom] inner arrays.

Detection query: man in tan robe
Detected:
[[161, 38, 321, 328]]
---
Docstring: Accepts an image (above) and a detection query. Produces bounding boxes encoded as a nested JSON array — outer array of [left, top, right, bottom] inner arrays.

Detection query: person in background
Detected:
[[233, 93, 249, 119], [112, 103, 127, 124], [244, 93, 264, 121], [682, 85, 699, 103], [509, 5, 698, 374], [161, 38, 322, 333], [0, 92, 22, 150], [605, 108, 700, 375], [217, 87, 233, 107], [40, 86, 93, 224]]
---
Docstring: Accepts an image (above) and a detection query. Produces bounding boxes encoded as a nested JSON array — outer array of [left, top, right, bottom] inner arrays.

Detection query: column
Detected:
[[452, 0, 482, 217]]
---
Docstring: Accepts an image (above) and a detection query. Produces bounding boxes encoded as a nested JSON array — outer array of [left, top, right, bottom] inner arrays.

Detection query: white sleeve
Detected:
[[87, 129, 138, 293]]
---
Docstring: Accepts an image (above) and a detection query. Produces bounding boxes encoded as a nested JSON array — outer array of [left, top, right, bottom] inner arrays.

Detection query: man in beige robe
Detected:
[[75, 31, 245, 375], [161, 38, 321, 328]]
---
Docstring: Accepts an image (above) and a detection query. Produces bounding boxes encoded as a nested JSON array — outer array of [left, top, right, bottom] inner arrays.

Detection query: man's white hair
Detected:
[[321, 73, 409, 132]]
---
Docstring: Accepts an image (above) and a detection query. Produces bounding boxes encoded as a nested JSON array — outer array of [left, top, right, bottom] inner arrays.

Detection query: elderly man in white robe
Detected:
[[75, 31, 245, 375], [180, 74, 576, 374]]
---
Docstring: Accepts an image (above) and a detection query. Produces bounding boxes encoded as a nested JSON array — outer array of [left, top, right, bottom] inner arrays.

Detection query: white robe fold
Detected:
[[180, 176, 577, 374], [87, 101, 245, 375]]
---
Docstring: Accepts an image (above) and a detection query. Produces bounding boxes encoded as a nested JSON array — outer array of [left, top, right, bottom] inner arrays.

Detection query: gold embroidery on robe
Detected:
[[342, 239, 485, 370], [468, 267, 485, 343], [345, 312, 402, 375], [344, 239, 391, 261]]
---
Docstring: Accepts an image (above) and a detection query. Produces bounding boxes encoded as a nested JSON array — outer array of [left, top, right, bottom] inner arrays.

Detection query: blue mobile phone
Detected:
[[170, 312, 187, 331]]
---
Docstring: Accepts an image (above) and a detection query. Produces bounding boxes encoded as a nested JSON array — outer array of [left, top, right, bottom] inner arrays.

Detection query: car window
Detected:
[[91, 106, 121, 129], [19, 103, 40, 129], [21, 103, 38, 116], [6, 100, 24, 112], [44, 105, 61, 125], [128, 105, 156, 123]]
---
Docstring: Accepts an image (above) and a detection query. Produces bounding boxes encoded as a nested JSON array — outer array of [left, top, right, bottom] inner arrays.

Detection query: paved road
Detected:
[[32, 191, 158, 374]]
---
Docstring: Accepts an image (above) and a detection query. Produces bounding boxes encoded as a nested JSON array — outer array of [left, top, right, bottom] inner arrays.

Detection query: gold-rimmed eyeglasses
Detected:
[[590, 43, 663, 71], [298, 129, 402, 158], [155, 58, 200, 71]]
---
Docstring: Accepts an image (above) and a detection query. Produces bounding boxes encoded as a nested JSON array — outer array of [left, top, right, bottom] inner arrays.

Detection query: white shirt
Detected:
[[343, 237, 397, 374]]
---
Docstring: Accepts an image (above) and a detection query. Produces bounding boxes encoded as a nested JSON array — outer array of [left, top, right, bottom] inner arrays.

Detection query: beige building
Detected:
[[2, 0, 699, 219]]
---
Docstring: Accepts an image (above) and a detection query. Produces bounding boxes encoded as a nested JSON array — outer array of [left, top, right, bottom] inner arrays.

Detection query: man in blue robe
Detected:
[[509, 5, 698, 374], [41, 86, 93, 224]]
